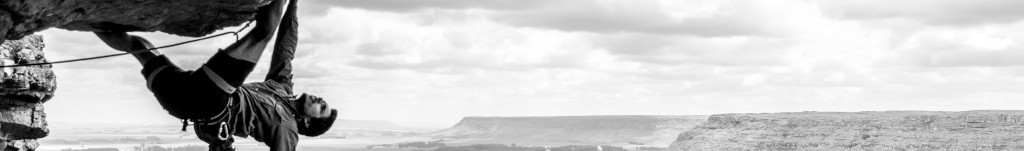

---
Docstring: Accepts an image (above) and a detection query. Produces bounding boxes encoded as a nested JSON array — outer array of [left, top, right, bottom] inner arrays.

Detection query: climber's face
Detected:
[[300, 93, 332, 118]]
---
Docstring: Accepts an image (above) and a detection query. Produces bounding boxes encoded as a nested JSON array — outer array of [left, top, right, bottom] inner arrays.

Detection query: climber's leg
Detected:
[[196, 0, 289, 93], [193, 51, 255, 94], [266, 0, 299, 93], [94, 32, 164, 65]]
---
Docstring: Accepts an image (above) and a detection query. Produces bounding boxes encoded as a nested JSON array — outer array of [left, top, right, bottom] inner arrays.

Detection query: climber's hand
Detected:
[[128, 35, 156, 51], [252, 0, 287, 39], [94, 32, 134, 52]]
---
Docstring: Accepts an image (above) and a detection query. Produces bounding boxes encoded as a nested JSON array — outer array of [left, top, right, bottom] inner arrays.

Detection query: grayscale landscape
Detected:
[[4, 0, 1024, 150]]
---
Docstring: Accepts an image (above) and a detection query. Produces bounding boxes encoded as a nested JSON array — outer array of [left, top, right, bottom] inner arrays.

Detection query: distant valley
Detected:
[[44, 111, 1024, 151]]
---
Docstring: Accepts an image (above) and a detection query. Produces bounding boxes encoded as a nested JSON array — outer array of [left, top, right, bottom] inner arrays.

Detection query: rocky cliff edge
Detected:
[[669, 110, 1024, 151]]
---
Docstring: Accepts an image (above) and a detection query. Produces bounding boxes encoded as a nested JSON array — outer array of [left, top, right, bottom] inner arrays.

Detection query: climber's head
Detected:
[[296, 93, 337, 136], [297, 93, 332, 118]]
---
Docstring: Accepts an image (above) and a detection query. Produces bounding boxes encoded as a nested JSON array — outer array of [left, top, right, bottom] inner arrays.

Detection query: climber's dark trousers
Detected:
[[140, 51, 257, 120], [141, 44, 294, 120]]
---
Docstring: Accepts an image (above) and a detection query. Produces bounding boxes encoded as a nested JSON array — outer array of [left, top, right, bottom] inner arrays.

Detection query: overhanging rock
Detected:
[[0, 0, 272, 40]]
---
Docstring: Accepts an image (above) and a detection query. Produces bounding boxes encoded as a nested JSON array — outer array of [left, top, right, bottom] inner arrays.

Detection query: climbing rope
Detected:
[[0, 21, 255, 68]]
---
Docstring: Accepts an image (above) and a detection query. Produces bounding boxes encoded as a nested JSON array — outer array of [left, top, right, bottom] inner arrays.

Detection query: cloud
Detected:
[[347, 48, 603, 72], [892, 24, 1024, 67], [922, 50, 1024, 67], [301, 8, 613, 72], [591, 33, 792, 66], [306, 0, 802, 37], [491, 0, 795, 37], [303, 0, 540, 13], [818, 0, 1024, 26]]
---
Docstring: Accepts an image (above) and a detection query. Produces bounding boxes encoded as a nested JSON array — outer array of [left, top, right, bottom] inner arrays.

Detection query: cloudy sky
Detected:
[[36, 0, 1024, 127]]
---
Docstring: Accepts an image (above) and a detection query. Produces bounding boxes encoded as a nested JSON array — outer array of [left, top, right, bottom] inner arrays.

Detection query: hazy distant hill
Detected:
[[334, 119, 420, 130], [669, 110, 1024, 150], [430, 115, 708, 145]]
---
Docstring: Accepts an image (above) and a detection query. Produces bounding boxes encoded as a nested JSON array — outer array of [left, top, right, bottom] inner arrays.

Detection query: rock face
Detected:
[[668, 110, 1024, 151], [0, 35, 53, 151], [431, 115, 708, 145], [0, 0, 272, 40]]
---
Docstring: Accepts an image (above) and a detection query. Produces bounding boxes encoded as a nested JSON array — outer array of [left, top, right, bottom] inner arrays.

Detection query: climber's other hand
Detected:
[[128, 35, 156, 51], [253, 0, 287, 37]]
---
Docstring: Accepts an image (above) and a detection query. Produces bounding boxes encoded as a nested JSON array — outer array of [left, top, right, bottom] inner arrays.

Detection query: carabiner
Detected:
[[217, 122, 230, 140]]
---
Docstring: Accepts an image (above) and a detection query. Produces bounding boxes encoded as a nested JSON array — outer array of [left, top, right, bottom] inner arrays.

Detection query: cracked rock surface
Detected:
[[0, 35, 52, 151], [0, 0, 272, 40]]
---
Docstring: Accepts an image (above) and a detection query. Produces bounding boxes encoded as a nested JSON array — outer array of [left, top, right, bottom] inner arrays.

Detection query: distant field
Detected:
[[36, 127, 662, 151], [37, 124, 437, 151], [38, 115, 698, 151], [39, 136, 433, 151]]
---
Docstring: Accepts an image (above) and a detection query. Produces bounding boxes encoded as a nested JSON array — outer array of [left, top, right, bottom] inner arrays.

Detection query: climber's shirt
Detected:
[[194, 80, 299, 151]]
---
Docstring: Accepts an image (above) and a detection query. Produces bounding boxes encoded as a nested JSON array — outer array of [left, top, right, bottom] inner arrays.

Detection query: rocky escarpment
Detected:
[[668, 110, 1024, 151], [431, 115, 708, 145], [0, 35, 54, 151], [0, 0, 272, 40]]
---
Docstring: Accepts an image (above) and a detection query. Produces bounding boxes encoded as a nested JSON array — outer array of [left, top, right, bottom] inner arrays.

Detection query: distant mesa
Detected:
[[429, 115, 708, 145], [668, 110, 1024, 150]]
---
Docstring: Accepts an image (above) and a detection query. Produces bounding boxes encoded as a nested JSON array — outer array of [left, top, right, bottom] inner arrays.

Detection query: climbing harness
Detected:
[[0, 21, 254, 68], [180, 120, 230, 140]]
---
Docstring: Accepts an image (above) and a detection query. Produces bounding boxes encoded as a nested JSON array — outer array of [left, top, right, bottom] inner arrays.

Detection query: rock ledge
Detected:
[[0, 0, 272, 40]]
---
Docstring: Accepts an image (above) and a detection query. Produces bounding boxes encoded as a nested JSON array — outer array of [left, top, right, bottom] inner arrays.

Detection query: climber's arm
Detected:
[[266, 0, 299, 86], [221, 0, 288, 63], [94, 32, 163, 65]]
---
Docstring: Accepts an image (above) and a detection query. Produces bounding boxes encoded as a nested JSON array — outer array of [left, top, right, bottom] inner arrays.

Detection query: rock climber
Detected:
[[92, 0, 335, 150]]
